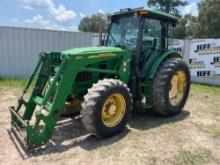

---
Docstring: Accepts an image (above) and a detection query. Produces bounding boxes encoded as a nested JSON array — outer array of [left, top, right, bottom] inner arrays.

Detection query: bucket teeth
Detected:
[[8, 125, 28, 150]]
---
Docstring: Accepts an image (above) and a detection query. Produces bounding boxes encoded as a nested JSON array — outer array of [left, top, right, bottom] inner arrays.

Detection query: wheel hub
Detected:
[[169, 70, 187, 106], [101, 93, 126, 127], [109, 104, 117, 116]]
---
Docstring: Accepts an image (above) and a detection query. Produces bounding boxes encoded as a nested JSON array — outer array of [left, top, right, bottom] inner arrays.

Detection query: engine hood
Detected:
[[62, 46, 124, 56]]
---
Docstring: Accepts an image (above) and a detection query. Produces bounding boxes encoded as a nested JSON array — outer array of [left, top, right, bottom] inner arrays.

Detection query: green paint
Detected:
[[9, 49, 131, 148], [9, 8, 182, 149], [146, 50, 182, 79], [62, 46, 123, 55]]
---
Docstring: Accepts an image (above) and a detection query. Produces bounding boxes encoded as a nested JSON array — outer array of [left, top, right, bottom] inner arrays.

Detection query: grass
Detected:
[[0, 78, 30, 97], [174, 148, 219, 165], [0, 78, 219, 93], [190, 121, 220, 137], [191, 83, 220, 95], [212, 128, 220, 137], [0, 79, 220, 164], [0, 78, 27, 89], [189, 83, 220, 137]]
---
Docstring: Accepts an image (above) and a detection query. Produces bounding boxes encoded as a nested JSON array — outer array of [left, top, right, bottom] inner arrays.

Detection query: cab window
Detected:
[[143, 19, 162, 50], [143, 19, 173, 51]]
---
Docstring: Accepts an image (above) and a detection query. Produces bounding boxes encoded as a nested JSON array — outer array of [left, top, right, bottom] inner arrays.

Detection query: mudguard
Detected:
[[143, 50, 182, 106]]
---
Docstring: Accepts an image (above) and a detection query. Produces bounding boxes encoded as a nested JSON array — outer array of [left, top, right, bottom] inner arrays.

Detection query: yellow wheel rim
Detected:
[[169, 70, 187, 106], [101, 93, 126, 127]]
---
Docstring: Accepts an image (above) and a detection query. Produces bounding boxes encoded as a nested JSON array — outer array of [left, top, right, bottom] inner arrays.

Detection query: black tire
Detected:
[[153, 58, 190, 117], [81, 79, 133, 138]]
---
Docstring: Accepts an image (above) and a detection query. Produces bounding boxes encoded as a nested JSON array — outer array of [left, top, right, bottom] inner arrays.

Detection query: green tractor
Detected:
[[9, 8, 190, 149]]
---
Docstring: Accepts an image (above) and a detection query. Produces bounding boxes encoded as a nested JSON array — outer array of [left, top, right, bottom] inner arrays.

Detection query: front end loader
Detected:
[[9, 8, 190, 150]]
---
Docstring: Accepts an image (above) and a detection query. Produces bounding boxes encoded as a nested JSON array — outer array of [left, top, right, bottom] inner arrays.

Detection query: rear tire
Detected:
[[153, 58, 190, 117], [81, 79, 133, 138]]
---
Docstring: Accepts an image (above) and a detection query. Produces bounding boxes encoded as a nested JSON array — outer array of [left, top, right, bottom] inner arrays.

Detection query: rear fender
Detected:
[[144, 50, 182, 106], [146, 50, 182, 79]]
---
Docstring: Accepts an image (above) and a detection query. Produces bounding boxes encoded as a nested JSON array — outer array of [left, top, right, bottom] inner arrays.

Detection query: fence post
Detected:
[[183, 38, 192, 64]]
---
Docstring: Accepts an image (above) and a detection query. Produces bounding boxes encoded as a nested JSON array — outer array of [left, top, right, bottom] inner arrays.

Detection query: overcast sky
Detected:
[[0, 0, 201, 31]]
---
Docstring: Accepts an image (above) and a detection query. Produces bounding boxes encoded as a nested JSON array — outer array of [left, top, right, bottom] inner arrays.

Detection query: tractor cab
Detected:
[[105, 7, 178, 56], [105, 8, 180, 101]]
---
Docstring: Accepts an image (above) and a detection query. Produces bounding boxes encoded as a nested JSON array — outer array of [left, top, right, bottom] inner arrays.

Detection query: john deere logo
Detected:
[[88, 53, 116, 59]]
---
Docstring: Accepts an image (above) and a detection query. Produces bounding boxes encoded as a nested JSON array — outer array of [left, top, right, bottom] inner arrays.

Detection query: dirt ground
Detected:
[[0, 85, 220, 165]]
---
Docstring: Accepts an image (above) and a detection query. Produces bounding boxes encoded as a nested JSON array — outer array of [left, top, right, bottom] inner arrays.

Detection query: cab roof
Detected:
[[112, 7, 179, 25]]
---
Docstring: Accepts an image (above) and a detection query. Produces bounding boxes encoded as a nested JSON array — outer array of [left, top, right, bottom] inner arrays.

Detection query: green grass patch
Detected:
[[191, 83, 220, 96], [174, 148, 219, 165], [211, 128, 220, 137], [0, 78, 27, 95], [0, 78, 27, 89]]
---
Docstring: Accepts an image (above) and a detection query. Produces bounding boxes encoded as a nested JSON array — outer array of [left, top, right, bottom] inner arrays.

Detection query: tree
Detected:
[[147, 0, 188, 17], [173, 18, 187, 39], [195, 0, 220, 38], [79, 13, 108, 44], [184, 14, 200, 38], [173, 14, 200, 39]]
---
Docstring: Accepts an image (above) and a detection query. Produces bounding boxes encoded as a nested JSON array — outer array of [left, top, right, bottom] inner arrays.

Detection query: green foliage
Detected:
[[174, 0, 220, 39], [191, 83, 220, 96], [0, 78, 27, 88], [0, 78, 26, 94], [79, 13, 109, 45], [173, 18, 187, 39], [78, 1, 220, 39], [196, 0, 220, 38], [173, 14, 200, 39], [78, 13, 108, 33], [184, 14, 200, 38], [147, 0, 188, 17]]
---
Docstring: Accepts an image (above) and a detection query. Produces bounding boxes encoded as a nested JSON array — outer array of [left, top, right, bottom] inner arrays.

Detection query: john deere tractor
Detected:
[[9, 8, 190, 149]]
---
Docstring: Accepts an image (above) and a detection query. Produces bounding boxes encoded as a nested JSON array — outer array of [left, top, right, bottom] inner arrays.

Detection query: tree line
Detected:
[[173, 0, 220, 39], [78, 0, 220, 39]]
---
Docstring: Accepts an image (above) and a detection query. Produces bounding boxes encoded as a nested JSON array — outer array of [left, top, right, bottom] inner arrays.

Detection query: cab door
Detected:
[[140, 18, 163, 67]]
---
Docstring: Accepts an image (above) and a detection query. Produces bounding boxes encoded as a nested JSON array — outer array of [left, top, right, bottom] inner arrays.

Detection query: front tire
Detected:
[[81, 79, 133, 138], [153, 58, 190, 117]]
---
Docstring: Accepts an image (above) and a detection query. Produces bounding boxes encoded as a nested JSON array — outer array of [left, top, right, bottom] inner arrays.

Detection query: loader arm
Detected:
[[9, 48, 130, 149], [9, 52, 80, 149]]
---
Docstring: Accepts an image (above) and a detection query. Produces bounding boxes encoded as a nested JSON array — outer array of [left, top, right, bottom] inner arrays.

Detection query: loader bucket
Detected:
[[8, 52, 72, 150]]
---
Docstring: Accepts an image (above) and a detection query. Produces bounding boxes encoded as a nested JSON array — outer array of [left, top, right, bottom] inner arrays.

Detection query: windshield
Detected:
[[106, 16, 141, 50]]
